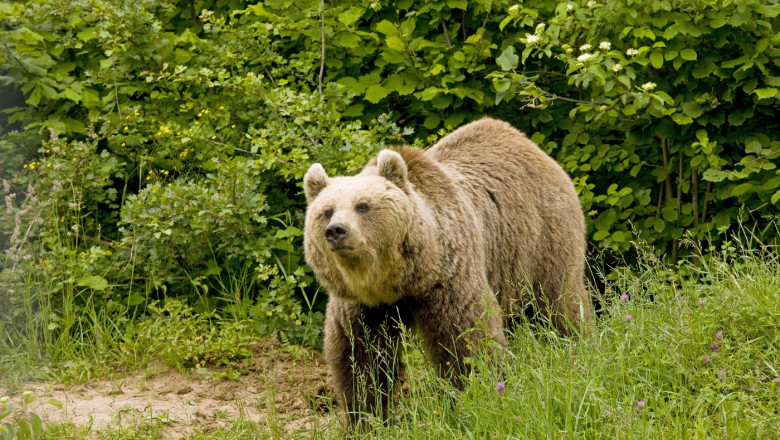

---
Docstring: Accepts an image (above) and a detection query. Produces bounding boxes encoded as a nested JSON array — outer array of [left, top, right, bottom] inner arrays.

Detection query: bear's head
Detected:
[[303, 150, 418, 305]]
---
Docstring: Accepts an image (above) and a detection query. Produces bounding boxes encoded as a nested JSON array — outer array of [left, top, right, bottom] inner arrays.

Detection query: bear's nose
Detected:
[[325, 222, 348, 244]]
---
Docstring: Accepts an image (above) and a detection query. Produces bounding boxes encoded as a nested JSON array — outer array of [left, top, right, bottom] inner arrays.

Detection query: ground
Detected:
[[0, 339, 333, 439]]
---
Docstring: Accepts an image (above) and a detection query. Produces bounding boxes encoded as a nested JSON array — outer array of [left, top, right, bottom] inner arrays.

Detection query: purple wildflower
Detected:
[[711, 341, 719, 352], [516, 415, 522, 421], [625, 314, 632, 322], [606, 356, 612, 362], [716, 331, 723, 339], [496, 381, 506, 394], [718, 369, 726, 379], [636, 400, 645, 409], [620, 294, 629, 302], [698, 299, 706, 306], [703, 355, 711, 364]]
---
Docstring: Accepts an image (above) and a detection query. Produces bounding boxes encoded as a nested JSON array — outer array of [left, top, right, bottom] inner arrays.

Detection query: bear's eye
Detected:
[[323, 209, 333, 219], [355, 202, 370, 213]]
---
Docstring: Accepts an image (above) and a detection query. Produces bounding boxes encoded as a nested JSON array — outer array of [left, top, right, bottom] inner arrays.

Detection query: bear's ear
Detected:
[[303, 163, 329, 203], [376, 150, 408, 189]]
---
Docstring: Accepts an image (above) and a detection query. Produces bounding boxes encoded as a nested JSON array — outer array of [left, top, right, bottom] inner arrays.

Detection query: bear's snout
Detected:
[[325, 222, 349, 246]]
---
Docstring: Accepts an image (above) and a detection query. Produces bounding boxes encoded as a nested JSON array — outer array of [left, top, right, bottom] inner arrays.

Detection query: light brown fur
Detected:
[[303, 118, 592, 425]]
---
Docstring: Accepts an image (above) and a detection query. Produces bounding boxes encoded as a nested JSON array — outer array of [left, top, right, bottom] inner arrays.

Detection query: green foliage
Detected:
[[121, 299, 255, 372], [232, 0, 780, 261], [0, 392, 62, 440], [0, 0, 403, 374], [1, 0, 778, 380]]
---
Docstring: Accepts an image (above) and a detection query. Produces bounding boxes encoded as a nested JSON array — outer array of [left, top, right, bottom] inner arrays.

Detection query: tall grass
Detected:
[[3, 235, 779, 439], [335, 239, 780, 439]]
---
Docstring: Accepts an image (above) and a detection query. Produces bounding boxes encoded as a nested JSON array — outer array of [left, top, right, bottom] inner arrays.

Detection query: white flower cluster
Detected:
[[525, 34, 540, 44], [612, 63, 623, 72], [577, 53, 592, 63], [599, 41, 611, 50], [641, 82, 657, 91], [626, 48, 639, 56], [580, 44, 592, 51]]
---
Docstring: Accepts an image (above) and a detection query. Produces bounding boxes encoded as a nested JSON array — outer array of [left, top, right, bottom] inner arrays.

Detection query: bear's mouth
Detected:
[[329, 244, 355, 253]]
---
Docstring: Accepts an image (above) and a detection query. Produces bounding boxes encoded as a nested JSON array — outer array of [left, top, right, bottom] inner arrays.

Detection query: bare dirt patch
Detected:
[[0, 339, 335, 439]]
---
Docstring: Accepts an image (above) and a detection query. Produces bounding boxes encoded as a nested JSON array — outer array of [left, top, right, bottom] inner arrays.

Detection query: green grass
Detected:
[[2, 240, 779, 439], [351, 244, 780, 439]]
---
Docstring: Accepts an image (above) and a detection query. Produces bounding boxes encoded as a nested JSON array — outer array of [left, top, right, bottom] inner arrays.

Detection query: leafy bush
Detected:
[[1, 0, 778, 375], [0, 0, 403, 371], [0, 391, 62, 440], [230, 0, 779, 261]]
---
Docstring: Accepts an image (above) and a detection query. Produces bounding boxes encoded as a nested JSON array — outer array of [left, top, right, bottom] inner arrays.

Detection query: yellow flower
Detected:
[[219, 106, 224, 110], [231, 124, 236, 128]]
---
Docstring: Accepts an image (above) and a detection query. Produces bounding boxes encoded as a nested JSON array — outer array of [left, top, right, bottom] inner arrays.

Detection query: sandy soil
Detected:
[[0, 339, 335, 439]]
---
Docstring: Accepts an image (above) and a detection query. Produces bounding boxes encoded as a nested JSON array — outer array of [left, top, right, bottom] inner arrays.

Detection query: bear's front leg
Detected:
[[412, 284, 505, 389], [324, 298, 412, 427]]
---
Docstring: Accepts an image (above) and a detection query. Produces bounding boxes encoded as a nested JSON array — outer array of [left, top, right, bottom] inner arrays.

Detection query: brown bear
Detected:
[[303, 117, 592, 425]]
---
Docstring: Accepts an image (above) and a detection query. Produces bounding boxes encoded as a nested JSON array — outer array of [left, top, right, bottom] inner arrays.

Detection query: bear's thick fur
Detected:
[[303, 118, 592, 424]]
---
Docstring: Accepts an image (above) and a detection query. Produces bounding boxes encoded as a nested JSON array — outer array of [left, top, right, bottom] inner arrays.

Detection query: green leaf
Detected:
[[611, 231, 627, 242], [446, 0, 468, 9], [496, 46, 519, 71], [127, 293, 145, 306], [444, 111, 465, 128], [682, 101, 703, 118], [745, 139, 762, 154], [702, 169, 728, 183], [649, 51, 663, 68], [77, 275, 109, 291], [338, 7, 363, 26], [680, 48, 697, 60], [424, 114, 441, 129], [672, 113, 693, 125], [753, 88, 777, 99], [771, 189, 780, 204], [593, 230, 610, 241], [30, 414, 42, 438], [662, 205, 678, 221], [654, 218, 666, 232], [46, 399, 63, 409], [365, 84, 390, 103], [375, 20, 398, 36], [386, 36, 406, 52], [76, 27, 97, 42], [731, 183, 753, 196]]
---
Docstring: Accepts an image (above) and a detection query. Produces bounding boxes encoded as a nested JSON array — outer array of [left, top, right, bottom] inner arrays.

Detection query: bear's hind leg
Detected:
[[537, 263, 593, 335], [324, 299, 412, 428]]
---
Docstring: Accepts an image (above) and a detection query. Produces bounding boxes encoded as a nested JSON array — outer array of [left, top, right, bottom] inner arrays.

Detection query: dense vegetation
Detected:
[[4, 241, 779, 438], [1, 0, 778, 384]]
